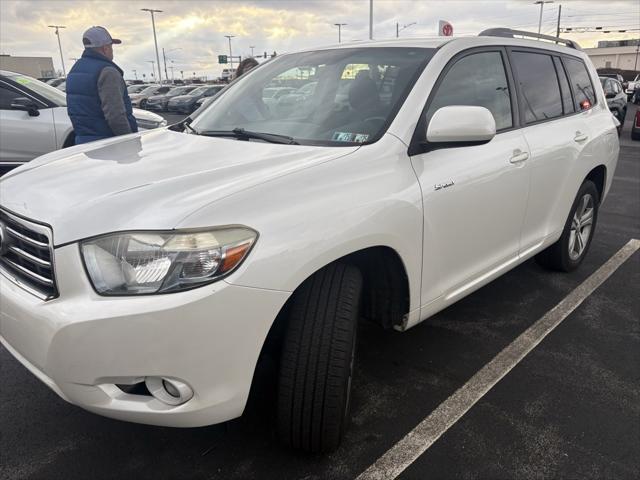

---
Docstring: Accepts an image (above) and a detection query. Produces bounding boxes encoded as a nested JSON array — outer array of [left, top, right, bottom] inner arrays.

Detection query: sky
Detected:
[[0, 0, 638, 80]]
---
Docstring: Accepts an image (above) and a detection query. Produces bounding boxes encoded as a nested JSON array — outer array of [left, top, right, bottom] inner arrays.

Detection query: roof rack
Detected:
[[479, 28, 582, 50]]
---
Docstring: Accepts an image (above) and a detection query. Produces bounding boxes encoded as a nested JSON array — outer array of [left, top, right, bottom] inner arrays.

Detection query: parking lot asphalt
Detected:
[[1, 106, 638, 480]]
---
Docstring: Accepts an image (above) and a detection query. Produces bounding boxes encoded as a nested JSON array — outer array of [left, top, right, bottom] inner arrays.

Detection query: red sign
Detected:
[[439, 20, 453, 36]]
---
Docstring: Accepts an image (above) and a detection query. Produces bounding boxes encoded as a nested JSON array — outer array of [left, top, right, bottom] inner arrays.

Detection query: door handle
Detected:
[[574, 131, 588, 142], [509, 150, 529, 164]]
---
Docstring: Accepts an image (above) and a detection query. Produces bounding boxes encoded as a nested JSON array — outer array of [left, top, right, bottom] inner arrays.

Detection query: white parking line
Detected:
[[357, 239, 640, 480]]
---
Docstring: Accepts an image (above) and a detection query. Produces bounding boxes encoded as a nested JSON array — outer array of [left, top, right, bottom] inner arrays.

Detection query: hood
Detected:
[[0, 129, 359, 245]]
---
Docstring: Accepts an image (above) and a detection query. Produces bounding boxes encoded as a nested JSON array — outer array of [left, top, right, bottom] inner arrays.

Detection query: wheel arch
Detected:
[[585, 164, 606, 204], [248, 245, 412, 403]]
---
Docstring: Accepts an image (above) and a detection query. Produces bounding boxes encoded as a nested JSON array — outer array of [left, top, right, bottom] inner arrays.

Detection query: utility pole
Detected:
[[147, 60, 156, 81], [250, 45, 255, 57], [369, 0, 374, 40], [141, 8, 163, 83], [556, 4, 562, 38], [333, 23, 347, 43], [396, 21, 416, 38], [132, 69, 137, 80], [534, 1, 553, 36], [47, 25, 66, 76], [162, 47, 181, 84], [225, 35, 235, 71]]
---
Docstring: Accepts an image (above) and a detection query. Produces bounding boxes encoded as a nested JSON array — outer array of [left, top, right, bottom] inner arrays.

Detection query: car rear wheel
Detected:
[[536, 180, 599, 272], [277, 263, 362, 453]]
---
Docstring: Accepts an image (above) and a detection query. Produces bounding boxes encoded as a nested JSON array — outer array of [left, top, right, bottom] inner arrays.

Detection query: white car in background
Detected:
[[0, 70, 166, 172], [0, 30, 619, 453]]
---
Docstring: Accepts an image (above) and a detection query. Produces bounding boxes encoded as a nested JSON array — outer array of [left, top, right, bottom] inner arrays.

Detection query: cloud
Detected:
[[1, 0, 638, 79]]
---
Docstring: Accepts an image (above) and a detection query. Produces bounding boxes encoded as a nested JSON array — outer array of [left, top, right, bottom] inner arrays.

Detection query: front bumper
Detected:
[[0, 243, 290, 427]]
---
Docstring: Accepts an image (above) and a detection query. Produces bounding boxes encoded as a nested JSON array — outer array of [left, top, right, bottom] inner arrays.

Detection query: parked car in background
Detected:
[[129, 85, 172, 108], [146, 85, 200, 112], [167, 85, 225, 113], [626, 74, 640, 102], [127, 84, 149, 94], [0, 70, 166, 174], [632, 109, 640, 140], [0, 30, 619, 453], [599, 72, 625, 84], [46, 77, 66, 88], [600, 77, 627, 134]]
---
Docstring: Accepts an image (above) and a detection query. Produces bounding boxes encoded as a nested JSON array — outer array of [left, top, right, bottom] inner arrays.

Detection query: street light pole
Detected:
[[147, 60, 156, 81], [369, 0, 373, 40], [333, 23, 347, 43], [48, 25, 66, 76], [132, 69, 137, 80], [225, 35, 235, 71], [141, 8, 163, 83], [250, 45, 255, 57], [162, 47, 181, 84], [534, 1, 554, 35]]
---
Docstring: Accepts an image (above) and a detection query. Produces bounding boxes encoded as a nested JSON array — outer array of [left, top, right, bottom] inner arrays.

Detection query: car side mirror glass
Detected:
[[11, 97, 40, 117], [426, 105, 496, 145]]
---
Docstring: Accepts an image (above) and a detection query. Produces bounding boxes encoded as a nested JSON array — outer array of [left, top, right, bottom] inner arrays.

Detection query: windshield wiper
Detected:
[[198, 127, 299, 145]]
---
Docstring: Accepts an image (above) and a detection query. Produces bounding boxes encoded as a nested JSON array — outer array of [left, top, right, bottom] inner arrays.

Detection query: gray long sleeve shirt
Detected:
[[97, 66, 133, 136]]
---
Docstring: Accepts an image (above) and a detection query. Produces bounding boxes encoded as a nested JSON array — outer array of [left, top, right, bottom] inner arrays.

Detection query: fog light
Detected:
[[145, 376, 193, 406]]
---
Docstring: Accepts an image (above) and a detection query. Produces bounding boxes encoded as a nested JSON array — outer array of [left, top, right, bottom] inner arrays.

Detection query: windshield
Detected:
[[187, 86, 209, 96], [167, 86, 196, 97], [190, 47, 434, 146], [127, 84, 147, 93], [8, 73, 67, 106], [139, 85, 160, 95]]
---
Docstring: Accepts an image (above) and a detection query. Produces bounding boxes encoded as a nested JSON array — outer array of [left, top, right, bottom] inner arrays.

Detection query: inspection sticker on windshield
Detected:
[[332, 132, 369, 143], [15, 77, 31, 85]]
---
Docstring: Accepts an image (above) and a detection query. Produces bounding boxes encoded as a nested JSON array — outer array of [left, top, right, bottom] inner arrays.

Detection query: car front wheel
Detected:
[[277, 263, 362, 453]]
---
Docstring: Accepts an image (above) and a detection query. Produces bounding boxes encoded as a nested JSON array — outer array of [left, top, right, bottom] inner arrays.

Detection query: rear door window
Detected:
[[426, 51, 513, 131], [511, 51, 563, 124], [553, 57, 574, 115], [563, 57, 597, 111]]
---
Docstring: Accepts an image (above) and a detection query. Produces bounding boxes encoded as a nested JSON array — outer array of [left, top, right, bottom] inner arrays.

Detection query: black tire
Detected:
[[140, 99, 147, 109], [277, 263, 362, 453], [536, 180, 599, 272], [632, 129, 640, 141]]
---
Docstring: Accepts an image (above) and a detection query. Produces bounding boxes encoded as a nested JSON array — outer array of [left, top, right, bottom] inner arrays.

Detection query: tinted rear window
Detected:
[[511, 51, 562, 124], [563, 57, 596, 110]]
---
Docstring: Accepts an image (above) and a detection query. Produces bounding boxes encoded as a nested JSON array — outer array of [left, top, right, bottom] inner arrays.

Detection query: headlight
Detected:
[[81, 227, 257, 295]]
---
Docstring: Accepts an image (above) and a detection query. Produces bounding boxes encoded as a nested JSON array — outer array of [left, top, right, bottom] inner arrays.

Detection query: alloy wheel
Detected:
[[568, 193, 594, 260]]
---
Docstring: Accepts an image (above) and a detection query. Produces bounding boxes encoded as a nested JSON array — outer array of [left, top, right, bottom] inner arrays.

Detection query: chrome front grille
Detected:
[[0, 210, 57, 300]]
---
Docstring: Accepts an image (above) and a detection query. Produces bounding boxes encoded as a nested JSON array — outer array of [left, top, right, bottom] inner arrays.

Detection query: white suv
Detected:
[[0, 29, 619, 452]]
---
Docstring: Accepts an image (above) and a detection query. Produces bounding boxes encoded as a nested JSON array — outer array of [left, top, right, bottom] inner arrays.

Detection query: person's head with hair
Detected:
[[82, 26, 121, 61], [235, 57, 259, 78]]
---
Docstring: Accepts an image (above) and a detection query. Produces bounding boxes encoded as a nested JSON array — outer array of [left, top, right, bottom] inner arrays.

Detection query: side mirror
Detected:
[[426, 105, 496, 145], [11, 97, 40, 117]]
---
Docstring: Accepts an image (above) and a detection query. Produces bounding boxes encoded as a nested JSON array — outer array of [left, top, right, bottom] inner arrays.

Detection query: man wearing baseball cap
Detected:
[[66, 26, 138, 144]]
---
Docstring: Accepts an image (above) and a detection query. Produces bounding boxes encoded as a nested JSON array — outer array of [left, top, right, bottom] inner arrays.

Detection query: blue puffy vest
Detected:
[[66, 49, 138, 144]]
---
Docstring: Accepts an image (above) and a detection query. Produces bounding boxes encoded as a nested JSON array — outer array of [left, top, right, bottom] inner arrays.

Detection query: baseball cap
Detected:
[[82, 26, 122, 48]]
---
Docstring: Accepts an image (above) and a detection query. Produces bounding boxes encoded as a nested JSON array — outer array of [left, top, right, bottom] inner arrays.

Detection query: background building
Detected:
[[584, 39, 640, 72], [0, 54, 56, 79]]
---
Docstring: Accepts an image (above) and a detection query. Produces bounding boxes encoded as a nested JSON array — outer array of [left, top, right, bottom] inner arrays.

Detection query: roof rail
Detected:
[[479, 28, 582, 50]]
